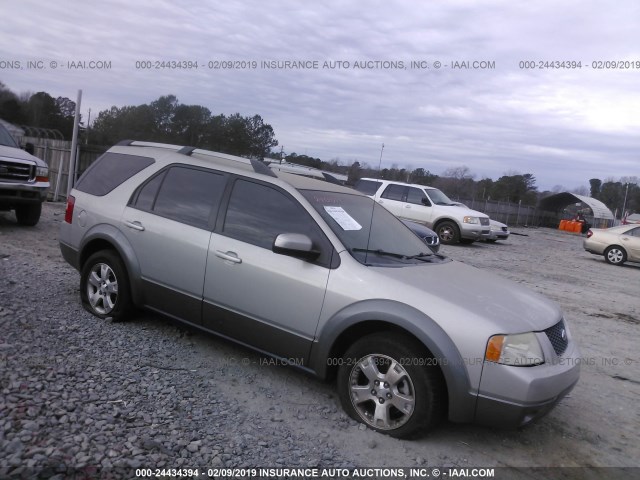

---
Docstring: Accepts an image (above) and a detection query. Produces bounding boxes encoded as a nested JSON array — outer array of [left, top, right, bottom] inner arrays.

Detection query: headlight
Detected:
[[485, 332, 544, 366], [463, 216, 480, 224], [490, 224, 498, 231], [35, 166, 49, 182]]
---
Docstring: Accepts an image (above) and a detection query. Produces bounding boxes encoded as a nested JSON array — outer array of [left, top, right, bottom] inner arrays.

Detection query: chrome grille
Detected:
[[0, 160, 34, 182], [544, 320, 568, 356], [480, 217, 490, 226]]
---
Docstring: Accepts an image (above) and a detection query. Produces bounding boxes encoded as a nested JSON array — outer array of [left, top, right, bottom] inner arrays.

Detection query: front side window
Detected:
[[0, 125, 18, 148], [132, 166, 226, 229], [406, 187, 429, 206], [381, 184, 406, 201], [223, 179, 331, 265]]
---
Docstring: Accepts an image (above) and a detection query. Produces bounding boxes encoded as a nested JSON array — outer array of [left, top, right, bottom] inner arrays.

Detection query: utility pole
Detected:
[[67, 89, 82, 196], [621, 183, 630, 221]]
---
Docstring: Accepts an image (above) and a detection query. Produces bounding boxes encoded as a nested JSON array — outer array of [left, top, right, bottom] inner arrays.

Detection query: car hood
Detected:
[[372, 259, 562, 333], [0, 145, 47, 166], [447, 204, 489, 218]]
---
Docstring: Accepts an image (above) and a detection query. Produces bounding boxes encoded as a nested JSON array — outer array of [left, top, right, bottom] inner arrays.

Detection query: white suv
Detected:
[[354, 178, 490, 244]]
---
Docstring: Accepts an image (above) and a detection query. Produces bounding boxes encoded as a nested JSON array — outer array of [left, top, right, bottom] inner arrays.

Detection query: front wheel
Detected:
[[337, 333, 446, 438], [15, 203, 42, 226], [80, 250, 133, 321], [604, 246, 626, 266], [436, 221, 460, 245]]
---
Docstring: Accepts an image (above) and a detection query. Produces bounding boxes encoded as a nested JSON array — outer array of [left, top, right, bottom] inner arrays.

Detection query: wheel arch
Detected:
[[309, 300, 476, 423], [433, 217, 461, 231], [79, 224, 143, 306]]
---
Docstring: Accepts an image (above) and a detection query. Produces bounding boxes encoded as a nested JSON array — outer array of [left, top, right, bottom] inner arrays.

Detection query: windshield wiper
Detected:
[[404, 252, 434, 260], [352, 248, 433, 261], [352, 248, 407, 259]]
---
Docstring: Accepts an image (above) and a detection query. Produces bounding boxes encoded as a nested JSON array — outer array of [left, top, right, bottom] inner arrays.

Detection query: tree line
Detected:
[[589, 177, 639, 217], [2, 82, 636, 214], [282, 153, 639, 215], [283, 153, 539, 205], [90, 95, 278, 159], [0, 84, 278, 159], [0, 81, 77, 138]]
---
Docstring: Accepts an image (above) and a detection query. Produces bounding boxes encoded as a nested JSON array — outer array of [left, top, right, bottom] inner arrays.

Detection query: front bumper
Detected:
[[474, 334, 581, 428], [459, 226, 490, 240], [0, 181, 49, 208]]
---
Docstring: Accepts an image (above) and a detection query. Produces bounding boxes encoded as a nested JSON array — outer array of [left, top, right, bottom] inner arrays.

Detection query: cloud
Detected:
[[1, 0, 639, 191]]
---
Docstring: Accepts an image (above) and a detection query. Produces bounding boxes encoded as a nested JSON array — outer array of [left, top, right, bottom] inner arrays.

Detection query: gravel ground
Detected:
[[0, 202, 638, 479]]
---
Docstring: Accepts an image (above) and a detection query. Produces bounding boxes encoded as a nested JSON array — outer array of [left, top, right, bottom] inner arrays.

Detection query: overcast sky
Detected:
[[2, 0, 639, 191]]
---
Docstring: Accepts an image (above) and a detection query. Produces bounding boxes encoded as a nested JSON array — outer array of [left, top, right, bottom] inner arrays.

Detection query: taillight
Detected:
[[65, 195, 75, 224], [586, 229, 593, 238]]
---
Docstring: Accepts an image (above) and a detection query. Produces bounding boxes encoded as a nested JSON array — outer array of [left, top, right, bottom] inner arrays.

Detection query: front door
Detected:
[[202, 178, 333, 363]]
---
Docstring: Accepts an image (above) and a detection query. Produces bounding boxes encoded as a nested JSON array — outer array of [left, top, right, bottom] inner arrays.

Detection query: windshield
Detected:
[[301, 190, 439, 266], [0, 125, 19, 148], [425, 188, 456, 206]]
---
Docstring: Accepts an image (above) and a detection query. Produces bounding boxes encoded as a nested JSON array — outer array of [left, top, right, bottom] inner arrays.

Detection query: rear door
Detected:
[[400, 186, 435, 226], [623, 227, 640, 261], [122, 165, 227, 323], [202, 178, 333, 362], [377, 183, 407, 217]]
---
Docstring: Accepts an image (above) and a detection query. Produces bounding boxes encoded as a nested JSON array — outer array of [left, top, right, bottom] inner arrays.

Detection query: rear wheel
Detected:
[[436, 221, 460, 245], [337, 333, 446, 438], [15, 203, 42, 226], [604, 246, 626, 266], [80, 250, 133, 321]]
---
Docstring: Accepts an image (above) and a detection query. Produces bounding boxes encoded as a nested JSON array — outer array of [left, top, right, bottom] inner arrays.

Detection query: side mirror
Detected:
[[421, 197, 431, 206], [24, 143, 35, 155], [273, 233, 319, 260]]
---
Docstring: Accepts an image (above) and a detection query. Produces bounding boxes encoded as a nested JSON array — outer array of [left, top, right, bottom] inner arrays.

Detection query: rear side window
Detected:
[[353, 179, 382, 195], [381, 184, 406, 201], [131, 166, 227, 229], [75, 152, 155, 196]]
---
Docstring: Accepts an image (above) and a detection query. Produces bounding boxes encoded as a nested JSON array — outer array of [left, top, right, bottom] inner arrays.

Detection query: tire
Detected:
[[80, 250, 133, 321], [435, 221, 460, 245], [337, 333, 446, 439], [604, 246, 626, 266], [15, 203, 42, 226]]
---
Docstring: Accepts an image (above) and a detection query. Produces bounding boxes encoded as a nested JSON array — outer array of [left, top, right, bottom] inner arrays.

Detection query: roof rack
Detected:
[[114, 140, 276, 178]]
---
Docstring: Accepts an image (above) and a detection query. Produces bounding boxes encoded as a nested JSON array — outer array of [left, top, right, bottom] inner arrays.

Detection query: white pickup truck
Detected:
[[0, 124, 49, 226], [354, 178, 490, 244]]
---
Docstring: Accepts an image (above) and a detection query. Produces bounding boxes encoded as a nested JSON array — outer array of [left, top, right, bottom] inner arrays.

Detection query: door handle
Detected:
[[404, 205, 411, 208], [124, 220, 145, 231], [215, 250, 242, 264]]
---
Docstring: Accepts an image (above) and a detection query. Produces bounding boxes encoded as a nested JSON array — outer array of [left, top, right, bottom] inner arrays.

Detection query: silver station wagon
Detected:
[[59, 141, 580, 438]]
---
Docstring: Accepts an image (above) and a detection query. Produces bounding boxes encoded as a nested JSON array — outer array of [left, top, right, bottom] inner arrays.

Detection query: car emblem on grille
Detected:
[[561, 329, 567, 341]]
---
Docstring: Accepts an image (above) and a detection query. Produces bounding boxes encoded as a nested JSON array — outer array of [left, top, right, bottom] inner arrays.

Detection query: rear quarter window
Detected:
[[75, 152, 155, 196]]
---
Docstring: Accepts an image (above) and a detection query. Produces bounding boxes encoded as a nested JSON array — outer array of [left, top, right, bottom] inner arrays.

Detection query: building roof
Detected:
[[538, 192, 614, 220]]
